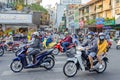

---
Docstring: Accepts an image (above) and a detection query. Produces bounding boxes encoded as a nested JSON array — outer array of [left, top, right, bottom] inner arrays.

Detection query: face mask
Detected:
[[88, 35, 92, 39], [100, 36, 105, 40]]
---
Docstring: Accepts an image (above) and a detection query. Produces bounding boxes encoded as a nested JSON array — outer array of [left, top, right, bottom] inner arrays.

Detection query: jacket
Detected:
[[62, 35, 72, 43], [30, 38, 40, 49], [97, 40, 108, 55], [82, 38, 98, 53]]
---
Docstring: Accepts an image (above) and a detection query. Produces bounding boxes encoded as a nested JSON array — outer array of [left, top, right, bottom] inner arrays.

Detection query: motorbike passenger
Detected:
[[82, 31, 98, 71], [27, 32, 41, 66], [72, 33, 79, 46], [46, 32, 53, 47], [61, 32, 72, 52], [97, 33, 108, 69]]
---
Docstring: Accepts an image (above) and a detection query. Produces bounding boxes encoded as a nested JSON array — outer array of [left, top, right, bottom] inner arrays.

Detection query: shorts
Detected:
[[86, 51, 96, 58]]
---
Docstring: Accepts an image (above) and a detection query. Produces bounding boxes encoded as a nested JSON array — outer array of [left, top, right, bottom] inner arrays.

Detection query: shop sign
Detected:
[[0, 14, 32, 24], [61, 0, 81, 5], [104, 20, 115, 25], [96, 18, 104, 25]]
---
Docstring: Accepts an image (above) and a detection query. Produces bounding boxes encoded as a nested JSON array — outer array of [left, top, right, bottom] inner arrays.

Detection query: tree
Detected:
[[27, 4, 47, 12]]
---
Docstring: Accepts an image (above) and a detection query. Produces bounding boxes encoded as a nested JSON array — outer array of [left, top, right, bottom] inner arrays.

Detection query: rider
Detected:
[[82, 31, 98, 71], [61, 32, 72, 52], [27, 32, 40, 66], [97, 32, 108, 69], [4, 32, 14, 50]]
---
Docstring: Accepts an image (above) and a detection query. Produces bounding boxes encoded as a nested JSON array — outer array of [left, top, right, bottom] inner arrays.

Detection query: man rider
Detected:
[[61, 32, 72, 52], [82, 31, 98, 71], [27, 32, 40, 67]]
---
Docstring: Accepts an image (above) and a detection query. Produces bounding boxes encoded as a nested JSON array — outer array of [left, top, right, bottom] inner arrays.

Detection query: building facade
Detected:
[[78, 0, 120, 32]]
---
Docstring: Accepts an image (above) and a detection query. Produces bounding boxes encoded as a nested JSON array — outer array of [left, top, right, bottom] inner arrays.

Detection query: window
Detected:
[[116, 0, 119, 3]]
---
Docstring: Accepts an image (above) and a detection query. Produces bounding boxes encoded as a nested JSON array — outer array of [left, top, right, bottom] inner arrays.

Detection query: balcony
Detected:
[[103, 5, 112, 11], [115, 9, 120, 15], [115, 3, 120, 8], [96, 8, 103, 13]]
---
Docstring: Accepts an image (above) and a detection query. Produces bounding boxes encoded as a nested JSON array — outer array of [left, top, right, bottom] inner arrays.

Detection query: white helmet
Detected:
[[33, 32, 39, 36], [99, 32, 105, 36]]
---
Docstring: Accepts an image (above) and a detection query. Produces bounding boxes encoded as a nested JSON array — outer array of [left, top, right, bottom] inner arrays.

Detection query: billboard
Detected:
[[0, 14, 32, 24], [115, 15, 120, 24], [61, 0, 81, 5]]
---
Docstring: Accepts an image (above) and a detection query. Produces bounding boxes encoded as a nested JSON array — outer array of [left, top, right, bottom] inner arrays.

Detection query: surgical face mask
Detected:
[[99, 36, 105, 40], [88, 35, 92, 39]]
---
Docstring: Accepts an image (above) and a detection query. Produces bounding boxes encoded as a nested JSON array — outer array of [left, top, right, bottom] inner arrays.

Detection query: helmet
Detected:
[[33, 32, 39, 36], [65, 31, 68, 35], [88, 31, 95, 36], [9, 32, 12, 35], [99, 32, 105, 36]]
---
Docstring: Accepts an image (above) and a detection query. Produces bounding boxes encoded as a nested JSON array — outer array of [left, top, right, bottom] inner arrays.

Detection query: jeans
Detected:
[[61, 42, 70, 52], [28, 49, 40, 62]]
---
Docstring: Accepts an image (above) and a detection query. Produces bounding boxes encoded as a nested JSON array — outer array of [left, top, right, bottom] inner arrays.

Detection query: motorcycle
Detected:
[[4, 41, 20, 53], [107, 40, 112, 50], [52, 40, 76, 56], [10, 45, 55, 73], [43, 38, 57, 49], [116, 39, 120, 50], [0, 42, 4, 56], [63, 46, 108, 77]]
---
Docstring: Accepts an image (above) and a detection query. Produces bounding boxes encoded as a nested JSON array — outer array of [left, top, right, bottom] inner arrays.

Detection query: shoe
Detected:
[[27, 63, 33, 67], [89, 68, 94, 71], [99, 64, 103, 69]]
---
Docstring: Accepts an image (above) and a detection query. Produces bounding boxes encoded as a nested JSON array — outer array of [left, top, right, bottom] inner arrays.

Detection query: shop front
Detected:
[[0, 13, 37, 41]]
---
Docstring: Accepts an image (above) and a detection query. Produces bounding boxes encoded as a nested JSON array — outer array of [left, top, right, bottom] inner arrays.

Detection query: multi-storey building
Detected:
[[79, 0, 120, 32]]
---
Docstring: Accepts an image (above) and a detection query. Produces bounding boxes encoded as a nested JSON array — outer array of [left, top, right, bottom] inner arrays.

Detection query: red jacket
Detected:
[[62, 35, 72, 43]]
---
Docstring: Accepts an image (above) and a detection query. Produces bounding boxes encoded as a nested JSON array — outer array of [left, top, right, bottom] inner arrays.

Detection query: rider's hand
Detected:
[[86, 47, 89, 50]]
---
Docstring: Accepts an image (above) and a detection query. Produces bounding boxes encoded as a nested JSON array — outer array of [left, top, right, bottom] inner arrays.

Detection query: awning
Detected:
[[96, 24, 103, 28]]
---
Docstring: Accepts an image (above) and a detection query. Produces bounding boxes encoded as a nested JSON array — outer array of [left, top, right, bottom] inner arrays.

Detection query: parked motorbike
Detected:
[[63, 46, 108, 77], [0, 42, 4, 56], [52, 40, 76, 56], [116, 39, 120, 50], [10, 45, 55, 73]]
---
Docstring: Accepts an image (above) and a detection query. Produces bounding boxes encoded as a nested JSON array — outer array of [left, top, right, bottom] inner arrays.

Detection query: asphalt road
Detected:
[[0, 41, 120, 80]]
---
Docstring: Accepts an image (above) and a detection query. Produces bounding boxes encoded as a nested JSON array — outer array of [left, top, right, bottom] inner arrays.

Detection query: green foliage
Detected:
[[26, 4, 47, 12], [104, 17, 115, 21], [86, 19, 96, 25]]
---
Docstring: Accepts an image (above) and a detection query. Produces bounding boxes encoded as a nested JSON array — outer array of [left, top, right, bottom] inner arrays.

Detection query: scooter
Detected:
[[4, 41, 20, 53], [10, 45, 55, 73], [116, 39, 120, 50], [63, 46, 108, 77], [52, 40, 76, 55]]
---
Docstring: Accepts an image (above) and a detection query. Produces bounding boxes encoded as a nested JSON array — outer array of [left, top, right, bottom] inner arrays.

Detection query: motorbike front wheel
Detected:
[[10, 60, 23, 73], [63, 61, 77, 77], [116, 45, 120, 50], [52, 48, 59, 55], [0, 47, 4, 56], [44, 57, 55, 70]]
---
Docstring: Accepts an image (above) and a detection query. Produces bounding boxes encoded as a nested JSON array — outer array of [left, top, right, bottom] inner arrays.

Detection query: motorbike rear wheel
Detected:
[[63, 61, 77, 77], [96, 60, 107, 73], [10, 60, 23, 73], [44, 57, 55, 70], [0, 47, 4, 56]]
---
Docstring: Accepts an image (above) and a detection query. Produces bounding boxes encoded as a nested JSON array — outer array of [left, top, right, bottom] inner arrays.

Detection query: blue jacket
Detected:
[[82, 38, 98, 53]]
